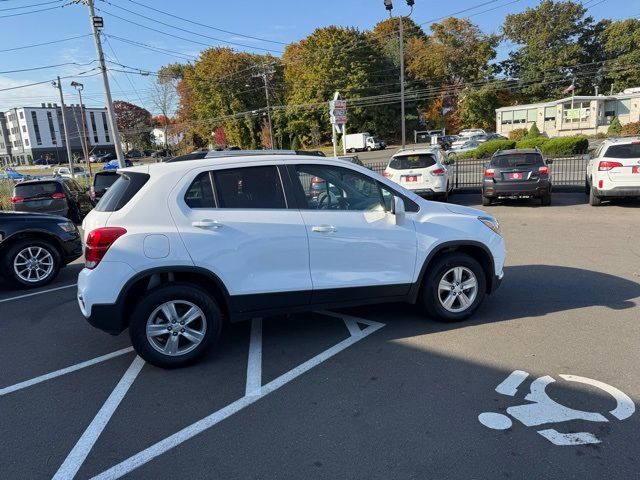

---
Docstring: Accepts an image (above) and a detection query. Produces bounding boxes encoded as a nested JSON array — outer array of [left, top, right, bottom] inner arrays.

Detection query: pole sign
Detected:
[[329, 92, 347, 125]]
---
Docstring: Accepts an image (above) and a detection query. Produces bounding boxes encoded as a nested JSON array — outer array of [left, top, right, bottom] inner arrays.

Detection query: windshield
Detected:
[[491, 153, 544, 168], [604, 143, 640, 159], [389, 154, 437, 170], [94, 173, 119, 188]]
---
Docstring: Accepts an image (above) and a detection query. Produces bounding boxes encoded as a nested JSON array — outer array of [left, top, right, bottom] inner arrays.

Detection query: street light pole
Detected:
[[52, 77, 75, 178], [254, 64, 274, 149], [71, 81, 91, 176], [84, 0, 126, 168]]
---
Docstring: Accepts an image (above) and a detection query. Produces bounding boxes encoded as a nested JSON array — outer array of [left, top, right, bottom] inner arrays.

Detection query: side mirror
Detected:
[[545, 159, 554, 165], [391, 196, 406, 225]]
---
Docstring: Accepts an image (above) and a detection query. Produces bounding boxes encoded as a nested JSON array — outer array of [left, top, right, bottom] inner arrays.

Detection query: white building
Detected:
[[0, 103, 115, 166], [151, 127, 183, 148], [495, 87, 640, 138]]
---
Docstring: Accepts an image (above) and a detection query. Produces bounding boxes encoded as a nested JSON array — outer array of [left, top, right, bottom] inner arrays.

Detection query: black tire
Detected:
[[367, 146, 372, 151], [589, 187, 602, 206], [129, 283, 223, 368], [585, 177, 590, 195], [420, 253, 487, 323], [441, 187, 449, 203], [481, 195, 492, 206], [541, 195, 551, 206], [1, 238, 61, 288]]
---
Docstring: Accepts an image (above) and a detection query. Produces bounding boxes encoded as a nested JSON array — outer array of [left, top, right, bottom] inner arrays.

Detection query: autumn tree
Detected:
[[113, 100, 152, 151]]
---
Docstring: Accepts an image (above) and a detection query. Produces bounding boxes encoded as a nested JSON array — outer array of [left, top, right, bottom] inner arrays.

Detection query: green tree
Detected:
[[113, 100, 152, 151], [600, 19, 640, 92], [457, 85, 502, 131], [502, 0, 603, 102], [608, 116, 622, 136], [527, 122, 541, 138]]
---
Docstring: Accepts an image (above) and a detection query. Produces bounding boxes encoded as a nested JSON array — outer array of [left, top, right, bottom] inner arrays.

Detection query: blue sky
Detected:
[[0, 0, 632, 113]]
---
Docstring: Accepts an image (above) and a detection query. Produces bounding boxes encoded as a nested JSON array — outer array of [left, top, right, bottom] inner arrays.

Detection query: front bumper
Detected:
[[60, 231, 83, 264], [489, 270, 504, 294]]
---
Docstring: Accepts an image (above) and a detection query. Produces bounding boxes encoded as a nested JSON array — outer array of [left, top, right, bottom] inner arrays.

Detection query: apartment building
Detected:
[[495, 87, 640, 138], [0, 103, 115, 166]]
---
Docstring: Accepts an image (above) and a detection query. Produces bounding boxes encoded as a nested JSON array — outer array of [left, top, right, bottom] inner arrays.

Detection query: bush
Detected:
[[515, 137, 549, 149], [290, 136, 301, 150], [526, 123, 541, 138], [621, 121, 640, 136], [474, 139, 516, 158], [540, 136, 589, 155], [508, 128, 528, 141], [608, 117, 622, 136], [0, 180, 13, 211]]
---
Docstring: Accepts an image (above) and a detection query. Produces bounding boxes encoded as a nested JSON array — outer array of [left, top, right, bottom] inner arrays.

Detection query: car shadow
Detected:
[[450, 192, 589, 207], [0, 262, 84, 294]]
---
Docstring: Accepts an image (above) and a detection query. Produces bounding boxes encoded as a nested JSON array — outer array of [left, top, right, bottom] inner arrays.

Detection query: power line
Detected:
[[0, 60, 96, 75], [0, 3, 64, 18], [0, 0, 61, 12], [0, 33, 91, 53], [0, 69, 101, 93], [103, 33, 198, 61]]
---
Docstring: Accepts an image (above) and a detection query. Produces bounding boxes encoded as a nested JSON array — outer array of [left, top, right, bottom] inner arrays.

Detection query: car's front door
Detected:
[[170, 164, 312, 314], [289, 163, 418, 303]]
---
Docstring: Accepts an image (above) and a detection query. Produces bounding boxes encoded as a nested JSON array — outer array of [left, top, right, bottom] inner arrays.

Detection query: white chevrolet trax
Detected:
[[79, 152, 506, 368]]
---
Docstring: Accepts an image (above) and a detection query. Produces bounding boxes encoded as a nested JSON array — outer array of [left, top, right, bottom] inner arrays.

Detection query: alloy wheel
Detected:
[[13, 247, 55, 283], [146, 301, 207, 356], [437, 266, 478, 313]]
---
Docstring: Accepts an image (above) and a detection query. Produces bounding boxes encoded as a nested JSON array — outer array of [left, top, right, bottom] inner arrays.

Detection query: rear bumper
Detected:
[[81, 302, 127, 335], [483, 180, 551, 198], [595, 186, 640, 197]]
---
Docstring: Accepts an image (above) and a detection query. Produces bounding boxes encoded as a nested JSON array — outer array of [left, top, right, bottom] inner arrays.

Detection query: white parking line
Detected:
[[245, 318, 263, 396], [90, 314, 385, 480], [53, 356, 145, 480], [0, 283, 77, 304], [0, 347, 134, 397]]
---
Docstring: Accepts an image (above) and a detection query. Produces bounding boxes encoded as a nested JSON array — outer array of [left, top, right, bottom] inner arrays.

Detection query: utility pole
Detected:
[[255, 64, 274, 149], [52, 77, 75, 178], [84, 0, 125, 168], [71, 81, 91, 176], [384, 0, 414, 149]]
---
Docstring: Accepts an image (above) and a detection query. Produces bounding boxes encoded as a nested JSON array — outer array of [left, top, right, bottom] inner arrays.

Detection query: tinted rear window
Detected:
[[389, 154, 437, 170], [94, 173, 119, 188], [14, 182, 59, 197], [604, 143, 640, 159], [95, 172, 149, 212], [491, 154, 543, 168]]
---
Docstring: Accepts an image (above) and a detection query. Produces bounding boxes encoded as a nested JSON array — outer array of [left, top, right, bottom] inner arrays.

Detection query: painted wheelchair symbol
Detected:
[[478, 370, 635, 445]]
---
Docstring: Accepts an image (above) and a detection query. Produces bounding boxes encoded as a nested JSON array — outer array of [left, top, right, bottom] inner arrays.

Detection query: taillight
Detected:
[[51, 192, 67, 199], [598, 161, 623, 171], [484, 168, 495, 178], [10, 195, 24, 203], [538, 165, 549, 175], [85, 227, 127, 269], [430, 168, 445, 176], [383, 171, 392, 177]]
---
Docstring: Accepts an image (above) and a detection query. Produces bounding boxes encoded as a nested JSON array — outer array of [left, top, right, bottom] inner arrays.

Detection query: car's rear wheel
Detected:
[[2, 238, 60, 288], [541, 195, 551, 206], [129, 283, 223, 368], [589, 187, 602, 206], [585, 177, 590, 195], [481, 195, 492, 206], [421, 253, 486, 322]]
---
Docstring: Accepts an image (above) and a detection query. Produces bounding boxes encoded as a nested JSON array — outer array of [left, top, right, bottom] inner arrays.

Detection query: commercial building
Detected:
[[0, 103, 115, 166], [495, 87, 640, 138]]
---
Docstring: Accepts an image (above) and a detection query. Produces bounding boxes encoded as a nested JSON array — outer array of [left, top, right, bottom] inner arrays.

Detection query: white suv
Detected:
[[78, 152, 505, 368], [383, 147, 454, 201], [586, 138, 640, 206]]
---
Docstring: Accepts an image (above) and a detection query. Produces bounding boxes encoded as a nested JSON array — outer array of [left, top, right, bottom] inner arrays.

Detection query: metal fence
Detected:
[[365, 155, 589, 190]]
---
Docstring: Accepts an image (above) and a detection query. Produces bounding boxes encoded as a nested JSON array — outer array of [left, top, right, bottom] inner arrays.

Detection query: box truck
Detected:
[[344, 133, 385, 152]]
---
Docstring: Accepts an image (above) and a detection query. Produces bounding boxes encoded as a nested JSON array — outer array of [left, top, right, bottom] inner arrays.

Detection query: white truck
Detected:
[[344, 133, 385, 152]]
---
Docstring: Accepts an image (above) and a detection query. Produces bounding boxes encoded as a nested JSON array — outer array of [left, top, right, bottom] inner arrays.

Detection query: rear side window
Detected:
[[604, 143, 640, 159], [95, 172, 150, 212], [185, 172, 215, 208], [14, 182, 59, 198], [213, 166, 286, 209], [491, 154, 543, 168], [389, 154, 436, 170], [94, 173, 119, 189]]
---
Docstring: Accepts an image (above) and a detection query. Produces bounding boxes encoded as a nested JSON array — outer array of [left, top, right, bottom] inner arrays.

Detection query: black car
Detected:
[[482, 149, 553, 206], [90, 171, 120, 204], [0, 211, 82, 288], [98, 153, 117, 163], [11, 178, 94, 222]]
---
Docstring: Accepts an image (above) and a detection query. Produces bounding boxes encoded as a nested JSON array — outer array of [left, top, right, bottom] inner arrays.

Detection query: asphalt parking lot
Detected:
[[1, 192, 639, 480]]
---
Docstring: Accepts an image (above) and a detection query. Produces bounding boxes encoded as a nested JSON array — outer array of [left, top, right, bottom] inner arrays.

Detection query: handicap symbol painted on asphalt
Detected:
[[478, 370, 635, 445]]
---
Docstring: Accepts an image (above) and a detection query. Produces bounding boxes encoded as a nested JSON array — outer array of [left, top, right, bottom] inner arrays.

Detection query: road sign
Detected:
[[330, 93, 347, 125]]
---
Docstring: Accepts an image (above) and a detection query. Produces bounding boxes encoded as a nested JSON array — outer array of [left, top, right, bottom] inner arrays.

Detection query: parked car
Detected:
[[383, 147, 454, 201], [151, 149, 171, 158], [11, 178, 94, 222], [586, 137, 640, 206], [126, 149, 142, 158], [103, 159, 134, 171], [3, 169, 24, 181], [92, 153, 117, 163], [143, 149, 154, 157], [451, 135, 484, 150], [90, 171, 120, 204], [78, 154, 505, 367], [53, 166, 90, 179], [33, 158, 58, 166], [481, 148, 552, 206], [0, 211, 82, 288], [449, 140, 481, 156], [338, 154, 364, 166]]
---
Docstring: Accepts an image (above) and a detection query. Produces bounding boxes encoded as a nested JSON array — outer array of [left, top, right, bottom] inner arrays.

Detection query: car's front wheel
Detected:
[[129, 283, 223, 368], [2, 239, 60, 288], [421, 253, 487, 322]]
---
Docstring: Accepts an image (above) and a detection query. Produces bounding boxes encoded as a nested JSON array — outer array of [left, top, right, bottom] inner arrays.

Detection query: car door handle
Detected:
[[311, 225, 337, 233], [192, 219, 223, 229]]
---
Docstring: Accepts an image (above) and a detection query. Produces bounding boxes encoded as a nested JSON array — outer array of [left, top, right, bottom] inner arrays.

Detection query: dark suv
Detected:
[[482, 149, 553, 206], [0, 211, 82, 288], [11, 178, 93, 222]]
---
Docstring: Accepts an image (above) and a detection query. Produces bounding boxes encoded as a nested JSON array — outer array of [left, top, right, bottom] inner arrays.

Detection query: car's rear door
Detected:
[[169, 163, 312, 314], [492, 153, 544, 185], [288, 163, 417, 303], [12, 181, 65, 214], [602, 142, 640, 186]]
